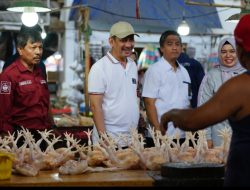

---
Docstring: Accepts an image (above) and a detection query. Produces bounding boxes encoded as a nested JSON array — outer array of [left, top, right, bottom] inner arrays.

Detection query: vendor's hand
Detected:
[[160, 112, 170, 135]]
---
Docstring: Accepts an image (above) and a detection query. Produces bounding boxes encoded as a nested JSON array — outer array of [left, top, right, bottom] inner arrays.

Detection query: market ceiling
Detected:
[[69, 0, 223, 35]]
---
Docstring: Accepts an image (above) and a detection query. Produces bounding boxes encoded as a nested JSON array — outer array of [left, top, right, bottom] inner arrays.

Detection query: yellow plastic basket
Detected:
[[0, 152, 14, 180]]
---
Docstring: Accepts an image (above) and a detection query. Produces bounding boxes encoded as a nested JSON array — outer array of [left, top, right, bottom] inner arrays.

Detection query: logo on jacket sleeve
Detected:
[[0, 81, 11, 94]]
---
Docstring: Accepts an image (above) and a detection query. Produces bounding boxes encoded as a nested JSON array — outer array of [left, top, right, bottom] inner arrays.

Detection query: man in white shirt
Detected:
[[142, 30, 191, 143], [88, 21, 140, 148]]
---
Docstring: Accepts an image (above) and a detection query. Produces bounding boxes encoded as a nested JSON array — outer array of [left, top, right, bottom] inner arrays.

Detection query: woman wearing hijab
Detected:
[[197, 37, 245, 148]]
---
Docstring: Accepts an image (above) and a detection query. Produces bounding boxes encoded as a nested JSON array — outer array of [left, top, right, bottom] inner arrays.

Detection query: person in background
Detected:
[[130, 51, 138, 64], [198, 37, 245, 148], [88, 21, 140, 148], [131, 50, 147, 101], [160, 14, 250, 187], [0, 27, 54, 147], [142, 30, 191, 145], [177, 51, 205, 108]]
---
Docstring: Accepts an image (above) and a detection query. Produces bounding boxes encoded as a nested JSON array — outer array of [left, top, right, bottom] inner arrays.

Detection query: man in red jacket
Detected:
[[0, 26, 54, 141]]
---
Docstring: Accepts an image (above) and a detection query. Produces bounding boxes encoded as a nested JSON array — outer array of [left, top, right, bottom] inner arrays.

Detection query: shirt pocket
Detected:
[[17, 85, 38, 107], [181, 81, 192, 106]]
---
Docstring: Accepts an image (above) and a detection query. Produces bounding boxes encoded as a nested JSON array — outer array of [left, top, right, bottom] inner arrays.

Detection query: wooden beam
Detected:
[[80, 7, 90, 116], [184, 0, 243, 9]]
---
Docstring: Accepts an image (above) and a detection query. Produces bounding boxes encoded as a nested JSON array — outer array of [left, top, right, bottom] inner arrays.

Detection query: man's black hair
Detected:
[[159, 30, 182, 47], [17, 24, 43, 48], [20, 24, 42, 33]]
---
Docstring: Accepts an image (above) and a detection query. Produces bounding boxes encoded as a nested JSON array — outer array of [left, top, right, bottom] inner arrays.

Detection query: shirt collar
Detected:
[[161, 57, 180, 71], [106, 51, 120, 64], [15, 58, 40, 75], [106, 51, 131, 65]]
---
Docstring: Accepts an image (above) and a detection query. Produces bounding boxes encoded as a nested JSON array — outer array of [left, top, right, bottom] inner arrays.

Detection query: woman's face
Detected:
[[220, 43, 237, 67]]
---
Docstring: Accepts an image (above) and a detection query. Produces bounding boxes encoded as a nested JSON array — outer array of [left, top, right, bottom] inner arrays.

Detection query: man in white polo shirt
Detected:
[[88, 21, 140, 148], [142, 30, 191, 144]]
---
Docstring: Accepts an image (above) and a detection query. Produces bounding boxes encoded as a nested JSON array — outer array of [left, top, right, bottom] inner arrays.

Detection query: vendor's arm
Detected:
[[144, 97, 160, 131], [89, 94, 106, 135], [160, 75, 245, 134]]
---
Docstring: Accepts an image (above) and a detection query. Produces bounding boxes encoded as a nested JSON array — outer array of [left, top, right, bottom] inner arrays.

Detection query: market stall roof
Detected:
[[69, 0, 222, 35]]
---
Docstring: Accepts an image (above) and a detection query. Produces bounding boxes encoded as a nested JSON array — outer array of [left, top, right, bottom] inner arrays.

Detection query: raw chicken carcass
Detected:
[[59, 160, 88, 175]]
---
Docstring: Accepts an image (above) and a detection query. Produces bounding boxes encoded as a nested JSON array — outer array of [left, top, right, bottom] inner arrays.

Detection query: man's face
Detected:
[[18, 39, 43, 65], [109, 35, 135, 61], [160, 35, 182, 62]]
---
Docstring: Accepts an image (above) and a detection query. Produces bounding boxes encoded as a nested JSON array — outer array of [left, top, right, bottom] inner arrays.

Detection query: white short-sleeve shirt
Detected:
[[88, 51, 140, 146], [142, 57, 191, 138]]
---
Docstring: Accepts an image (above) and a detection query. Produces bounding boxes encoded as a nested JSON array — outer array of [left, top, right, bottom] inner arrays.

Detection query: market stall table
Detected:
[[0, 170, 155, 187]]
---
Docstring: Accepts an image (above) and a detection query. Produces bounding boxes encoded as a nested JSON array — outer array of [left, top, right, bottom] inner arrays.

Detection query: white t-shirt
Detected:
[[142, 57, 191, 138], [88, 51, 140, 146]]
